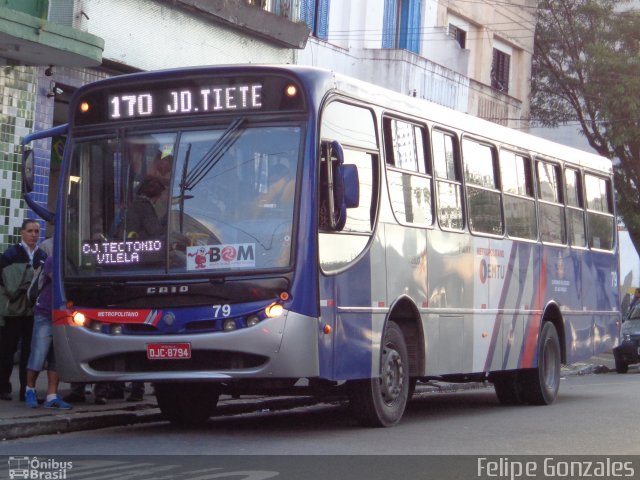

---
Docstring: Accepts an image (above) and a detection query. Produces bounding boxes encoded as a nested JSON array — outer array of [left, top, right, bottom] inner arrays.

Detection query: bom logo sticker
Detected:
[[187, 243, 255, 270]]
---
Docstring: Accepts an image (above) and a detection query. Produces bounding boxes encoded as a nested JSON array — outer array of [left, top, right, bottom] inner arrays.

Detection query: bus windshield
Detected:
[[66, 123, 301, 278]]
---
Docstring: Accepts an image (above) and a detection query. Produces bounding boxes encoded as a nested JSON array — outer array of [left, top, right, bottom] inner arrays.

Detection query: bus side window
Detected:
[[536, 160, 566, 245], [500, 150, 537, 240], [433, 129, 464, 231], [383, 117, 433, 227], [462, 138, 503, 236], [584, 173, 615, 251], [565, 167, 586, 247]]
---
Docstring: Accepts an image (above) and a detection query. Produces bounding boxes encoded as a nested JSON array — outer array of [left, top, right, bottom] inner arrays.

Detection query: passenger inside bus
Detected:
[[126, 176, 167, 239], [147, 148, 173, 216]]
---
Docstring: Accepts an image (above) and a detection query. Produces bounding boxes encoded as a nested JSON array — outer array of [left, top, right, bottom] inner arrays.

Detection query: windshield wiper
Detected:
[[182, 118, 246, 191]]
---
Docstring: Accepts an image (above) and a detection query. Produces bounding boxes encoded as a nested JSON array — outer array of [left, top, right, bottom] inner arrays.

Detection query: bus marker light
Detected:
[[285, 84, 297, 97], [279, 291, 290, 301], [323, 324, 332, 335], [265, 303, 283, 318], [223, 319, 237, 331], [66, 301, 74, 309], [79, 101, 90, 113], [72, 311, 86, 326]]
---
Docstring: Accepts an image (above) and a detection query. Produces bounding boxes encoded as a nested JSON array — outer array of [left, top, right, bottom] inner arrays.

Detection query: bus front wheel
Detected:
[[155, 382, 220, 426], [347, 321, 409, 427]]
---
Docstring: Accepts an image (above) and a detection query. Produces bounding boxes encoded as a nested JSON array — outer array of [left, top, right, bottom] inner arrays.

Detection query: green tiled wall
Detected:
[[0, 63, 36, 253]]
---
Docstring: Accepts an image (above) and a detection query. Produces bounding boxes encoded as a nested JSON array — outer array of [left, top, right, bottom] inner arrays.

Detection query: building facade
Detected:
[[0, 0, 537, 251], [297, 0, 537, 126], [0, 0, 308, 250]]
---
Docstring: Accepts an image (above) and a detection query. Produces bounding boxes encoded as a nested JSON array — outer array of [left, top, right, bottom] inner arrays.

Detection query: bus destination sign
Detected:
[[108, 83, 263, 120]]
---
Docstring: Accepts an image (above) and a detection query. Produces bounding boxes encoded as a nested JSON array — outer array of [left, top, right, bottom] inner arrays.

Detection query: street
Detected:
[[0, 371, 638, 456]]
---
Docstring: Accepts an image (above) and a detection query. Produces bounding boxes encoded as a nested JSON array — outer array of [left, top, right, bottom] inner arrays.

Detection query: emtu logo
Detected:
[[479, 259, 488, 284]]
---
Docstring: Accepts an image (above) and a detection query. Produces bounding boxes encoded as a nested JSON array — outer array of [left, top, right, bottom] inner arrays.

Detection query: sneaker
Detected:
[[25, 390, 38, 408], [62, 392, 86, 403], [44, 397, 72, 410]]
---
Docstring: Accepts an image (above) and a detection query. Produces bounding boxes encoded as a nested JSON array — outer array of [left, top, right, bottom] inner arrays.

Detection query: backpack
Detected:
[[27, 264, 46, 307]]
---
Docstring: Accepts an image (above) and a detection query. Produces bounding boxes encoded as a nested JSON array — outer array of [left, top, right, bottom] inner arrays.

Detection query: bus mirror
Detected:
[[341, 164, 359, 209], [22, 148, 34, 194], [322, 141, 360, 231]]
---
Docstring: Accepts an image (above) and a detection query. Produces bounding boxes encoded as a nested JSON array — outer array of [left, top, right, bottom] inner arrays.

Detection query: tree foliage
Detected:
[[531, 0, 640, 253]]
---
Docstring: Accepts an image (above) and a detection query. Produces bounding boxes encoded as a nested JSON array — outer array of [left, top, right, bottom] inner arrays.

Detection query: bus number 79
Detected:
[[213, 304, 231, 317]]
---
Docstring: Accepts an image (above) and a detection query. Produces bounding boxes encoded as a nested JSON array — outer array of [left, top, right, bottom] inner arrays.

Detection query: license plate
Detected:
[[147, 343, 191, 360]]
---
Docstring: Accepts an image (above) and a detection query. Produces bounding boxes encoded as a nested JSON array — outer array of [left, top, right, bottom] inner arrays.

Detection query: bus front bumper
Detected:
[[53, 310, 320, 383]]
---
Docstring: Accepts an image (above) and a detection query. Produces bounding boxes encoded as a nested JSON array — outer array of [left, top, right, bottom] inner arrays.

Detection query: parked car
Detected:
[[613, 303, 640, 373]]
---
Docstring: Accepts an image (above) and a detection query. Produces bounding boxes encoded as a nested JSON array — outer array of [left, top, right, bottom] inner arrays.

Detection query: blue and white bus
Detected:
[[22, 65, 620, 427]]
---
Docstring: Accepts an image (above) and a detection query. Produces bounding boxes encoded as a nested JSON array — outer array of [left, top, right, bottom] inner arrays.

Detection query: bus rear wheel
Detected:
[[348, 321, 409, 427], [155, 382, 220, 426], [522, 321, 561, 405]]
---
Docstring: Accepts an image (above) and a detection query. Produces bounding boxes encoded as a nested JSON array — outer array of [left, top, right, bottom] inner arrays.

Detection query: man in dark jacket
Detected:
[[0, 219, 47, 401]]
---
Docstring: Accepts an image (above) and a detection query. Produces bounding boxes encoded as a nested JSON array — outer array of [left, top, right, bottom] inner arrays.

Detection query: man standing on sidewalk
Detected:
[[24, 254, 71, 409], [0, 219, 47, 401]]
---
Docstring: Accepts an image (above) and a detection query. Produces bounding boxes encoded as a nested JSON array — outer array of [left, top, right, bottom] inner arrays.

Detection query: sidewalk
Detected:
[[0, 352, 619, 441]]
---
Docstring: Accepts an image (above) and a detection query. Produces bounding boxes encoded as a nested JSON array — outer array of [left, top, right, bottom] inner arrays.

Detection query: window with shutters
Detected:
[[448, 24, 466, 49], [382, 0, 423, 55], [491, 48, 510, 93], [300, 0, 331, 40]]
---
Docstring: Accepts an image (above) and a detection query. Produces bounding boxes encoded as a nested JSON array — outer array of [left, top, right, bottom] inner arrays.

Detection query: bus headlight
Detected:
[[72, 311, 86, 326], [265, 303, 284, 318], [246, 315, 260, 327]]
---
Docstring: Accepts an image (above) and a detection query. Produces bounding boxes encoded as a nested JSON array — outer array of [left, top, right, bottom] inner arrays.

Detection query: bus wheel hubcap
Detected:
[[380, 347, 403, 404]]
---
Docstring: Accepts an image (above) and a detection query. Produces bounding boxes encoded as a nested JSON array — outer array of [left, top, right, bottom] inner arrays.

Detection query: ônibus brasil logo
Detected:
[[8, 456, 73, 479]]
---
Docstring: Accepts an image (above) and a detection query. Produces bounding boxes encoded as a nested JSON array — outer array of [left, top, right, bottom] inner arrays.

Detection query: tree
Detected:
[[530, 0, 640, 254]]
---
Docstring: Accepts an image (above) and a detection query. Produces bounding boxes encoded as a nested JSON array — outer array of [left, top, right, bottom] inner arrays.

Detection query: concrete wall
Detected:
[[81, 0, 295, 69]]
